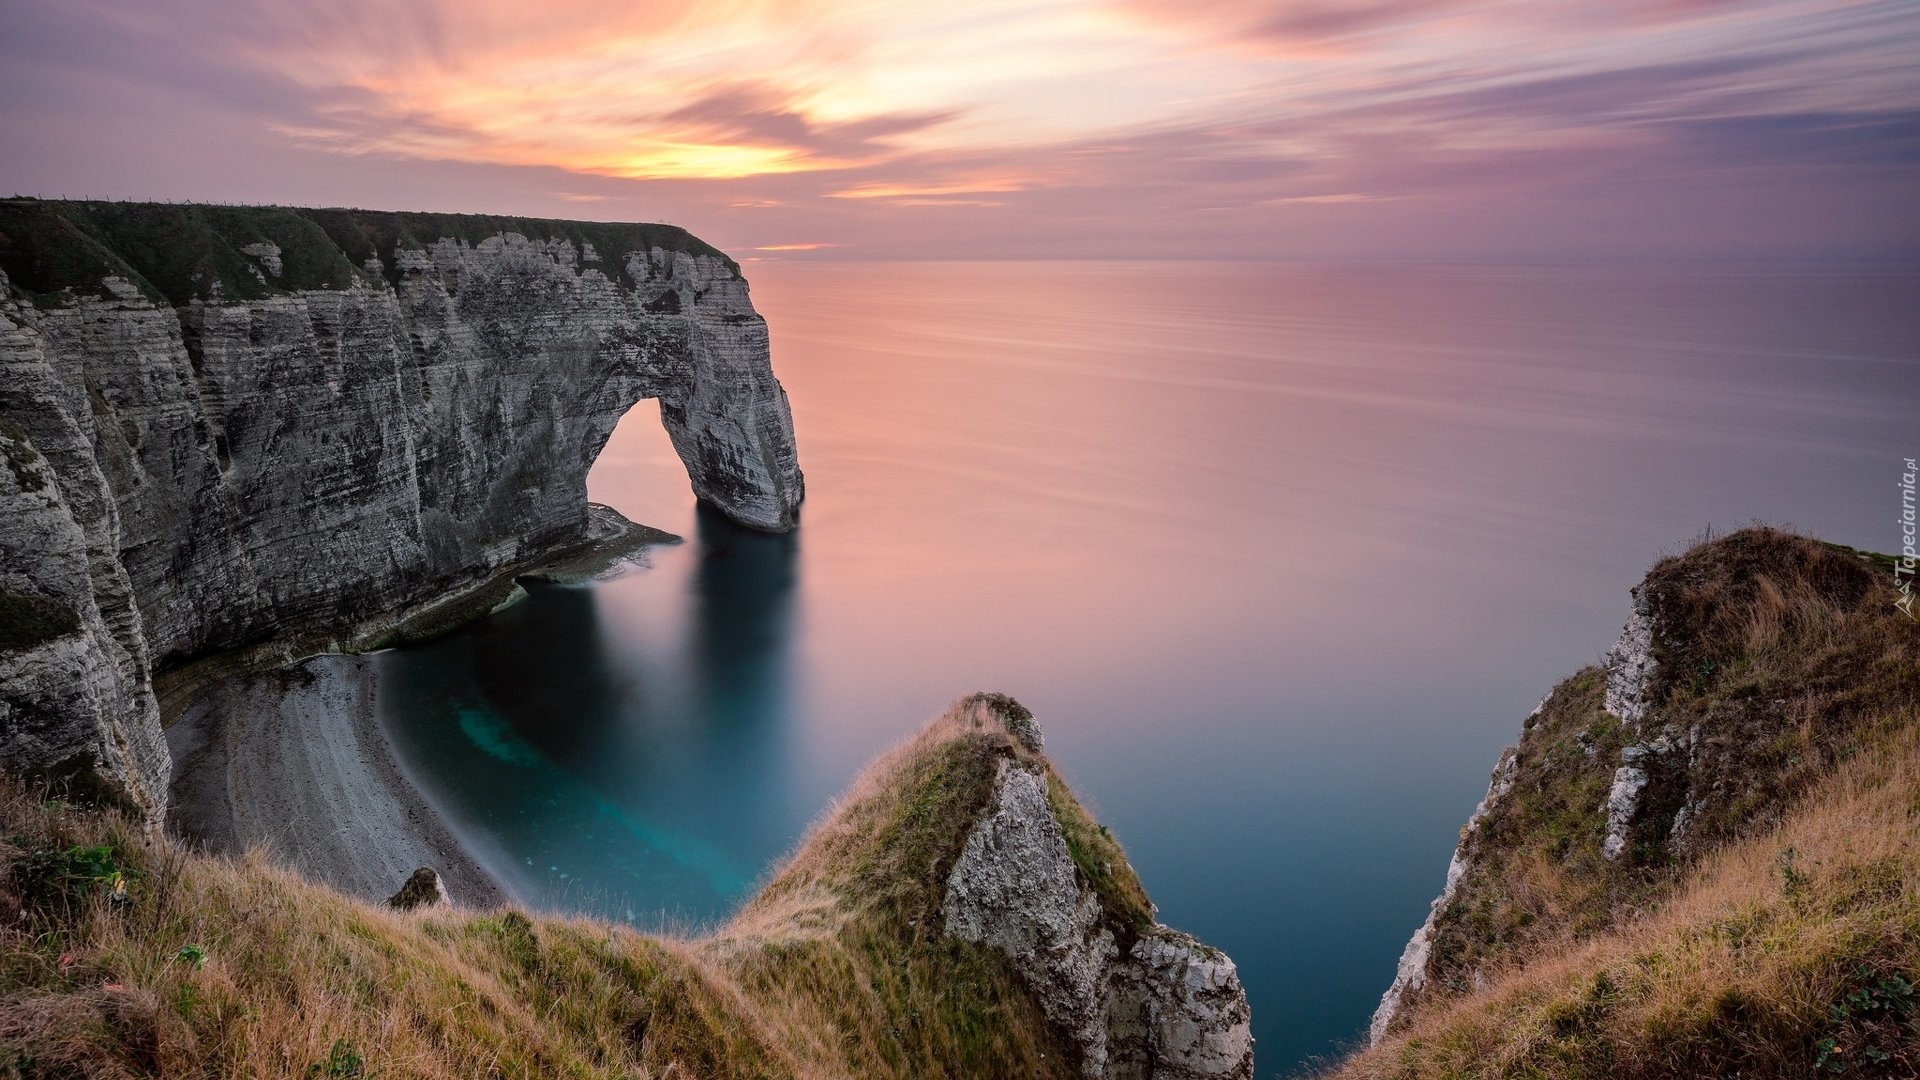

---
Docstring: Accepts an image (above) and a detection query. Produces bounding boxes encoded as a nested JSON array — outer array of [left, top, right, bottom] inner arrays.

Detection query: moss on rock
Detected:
[[0, 589, 81, 652]]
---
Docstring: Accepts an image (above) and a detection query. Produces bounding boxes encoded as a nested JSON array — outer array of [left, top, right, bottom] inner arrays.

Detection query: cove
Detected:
[[375, 259, 1918, 1071]]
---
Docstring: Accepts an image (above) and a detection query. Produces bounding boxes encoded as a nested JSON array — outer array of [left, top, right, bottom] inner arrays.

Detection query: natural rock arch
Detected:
[[0, 201, 804, 816]]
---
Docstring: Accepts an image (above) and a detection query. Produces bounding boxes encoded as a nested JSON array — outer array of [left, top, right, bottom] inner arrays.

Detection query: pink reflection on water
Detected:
[[581, 259, 1915, 1068]]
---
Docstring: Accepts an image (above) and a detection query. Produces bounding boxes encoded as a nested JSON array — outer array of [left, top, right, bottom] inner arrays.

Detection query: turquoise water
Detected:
[[376, 261, 1917, 1072]]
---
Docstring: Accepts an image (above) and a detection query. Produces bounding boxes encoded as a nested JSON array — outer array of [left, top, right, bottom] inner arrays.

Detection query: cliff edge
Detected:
[[0, 199, 804, 819], [0, 693, 1248, 1079], [1347, 528, 1919, 1078]]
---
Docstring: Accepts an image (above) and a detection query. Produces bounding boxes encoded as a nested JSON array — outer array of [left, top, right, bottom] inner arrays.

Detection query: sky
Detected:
[[0, 0, 1915, 260]]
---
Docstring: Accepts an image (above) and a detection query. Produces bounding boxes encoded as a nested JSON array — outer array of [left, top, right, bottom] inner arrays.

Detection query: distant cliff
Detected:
[[1347, 528, 1919, 1078], [0, 199, 804, 818]]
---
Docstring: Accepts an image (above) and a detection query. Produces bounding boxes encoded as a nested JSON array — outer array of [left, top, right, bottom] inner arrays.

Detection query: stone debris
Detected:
[[387, 866, 451, 910]]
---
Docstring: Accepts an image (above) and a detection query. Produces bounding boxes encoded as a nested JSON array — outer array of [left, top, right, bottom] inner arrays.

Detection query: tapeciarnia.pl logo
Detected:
[[1899, 457, 1917, 621]]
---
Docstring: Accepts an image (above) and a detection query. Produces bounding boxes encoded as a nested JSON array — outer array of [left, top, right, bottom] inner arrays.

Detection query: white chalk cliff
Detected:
[[0, 200, 803, 818], [942, 756, 1254, 1078]]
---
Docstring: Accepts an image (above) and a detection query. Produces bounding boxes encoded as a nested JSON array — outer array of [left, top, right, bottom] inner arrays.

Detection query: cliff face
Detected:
[[730, 691, 1251, 1078], [943, 754, 1254, 1078], [0, 200, 803, 818], [1363, 528, 1920, 1070]]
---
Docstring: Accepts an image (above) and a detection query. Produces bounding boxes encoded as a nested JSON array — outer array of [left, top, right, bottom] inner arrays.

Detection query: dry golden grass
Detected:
[[1331, 527, 1920, 1078], [1328, 721, 1920, 1079], [0, 693, 1140, 1079], [0, 800, 789, 1079]]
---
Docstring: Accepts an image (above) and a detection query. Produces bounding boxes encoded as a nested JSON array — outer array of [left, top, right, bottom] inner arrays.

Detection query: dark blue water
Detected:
[[376, 261, 1918, 1073]]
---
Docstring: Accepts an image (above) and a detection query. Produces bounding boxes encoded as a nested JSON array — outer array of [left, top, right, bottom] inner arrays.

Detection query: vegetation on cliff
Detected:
[[1333, 528, 1920, 1078], [0, 198, 733, 308], [0, 696, 1141, 1078]]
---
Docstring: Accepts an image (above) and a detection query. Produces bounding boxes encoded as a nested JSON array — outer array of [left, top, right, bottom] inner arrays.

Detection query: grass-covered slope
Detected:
[[1334, 528, 1920, 1078], [0, 695, 1139, 1079], [0, 198, 733, 308]]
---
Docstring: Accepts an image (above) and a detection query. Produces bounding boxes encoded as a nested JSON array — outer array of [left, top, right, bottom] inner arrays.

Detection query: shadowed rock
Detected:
[[388, 867, 450, 910]]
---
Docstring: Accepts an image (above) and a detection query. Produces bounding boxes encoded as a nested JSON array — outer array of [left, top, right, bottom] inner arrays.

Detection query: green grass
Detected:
[[0, 198, 736, 308], [1327, 724, 1920, 1079], [0, 200, 362, 305], [1049, 776, 1154, 936]]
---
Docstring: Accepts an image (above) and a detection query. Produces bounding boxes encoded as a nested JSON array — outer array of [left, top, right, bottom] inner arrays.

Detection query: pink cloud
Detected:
[[0, 0, 1913, 259]]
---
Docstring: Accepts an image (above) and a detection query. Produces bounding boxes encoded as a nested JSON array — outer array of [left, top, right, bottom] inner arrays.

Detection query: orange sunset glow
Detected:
[[2, 0, 1914, 258], [1, 1, 1917, 1076]]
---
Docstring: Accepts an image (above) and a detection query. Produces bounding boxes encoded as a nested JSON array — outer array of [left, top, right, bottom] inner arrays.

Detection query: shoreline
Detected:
[[161, 503, 678, 908], [165, 654, 508, 907]]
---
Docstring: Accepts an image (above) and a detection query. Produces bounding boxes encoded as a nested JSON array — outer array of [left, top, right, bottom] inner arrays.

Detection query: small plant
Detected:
[[1814, 1036, 1842, 1073], [308, 1039, 364, 1078], [175, 943, 207, 969], [1815, 971, 1916, 1075], [1776, 846, 1810, 896], [12, 840, 137, 906]]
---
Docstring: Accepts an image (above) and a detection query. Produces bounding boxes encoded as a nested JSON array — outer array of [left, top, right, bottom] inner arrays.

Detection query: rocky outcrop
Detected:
[[942, 756, 1253, 1078], [1601, 585, 1657, 725], [1366, 529, 1909, 1046], [1596, 584, 1684, 861], [1368, 747, 1517, 1043], [0, 412, 167, 819], [0, 200, 803, 818], [388, 867, 451, 910], [1371, 580, 1670, 1041], [1372, 579, 1675, 1040]]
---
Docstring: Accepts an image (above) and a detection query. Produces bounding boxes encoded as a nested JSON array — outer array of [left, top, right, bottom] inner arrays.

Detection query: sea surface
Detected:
[[376, 261, 1917, 1073]]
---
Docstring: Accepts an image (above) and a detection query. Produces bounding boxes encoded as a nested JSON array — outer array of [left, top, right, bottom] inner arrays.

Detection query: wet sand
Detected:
[[165, 653, 507, 908]]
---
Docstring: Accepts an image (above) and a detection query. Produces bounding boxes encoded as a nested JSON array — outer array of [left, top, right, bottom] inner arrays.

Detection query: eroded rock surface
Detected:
[[943, 757, 1253, 1078], [1603, 586, 1658, 726], [1369, 747, 1518, 1043], [0, 203, 803, 817], [1108, 928, 1256, 1080]]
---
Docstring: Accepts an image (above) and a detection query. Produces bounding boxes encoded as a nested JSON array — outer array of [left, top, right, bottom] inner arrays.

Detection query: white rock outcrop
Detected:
[[1603, 586, 1658, 726], [944, 760, 1119, 1070], [943, 757, 1253, 1079], [239, 242, 283, 278], [1600, 758, 1650, 861], [1107, 928, 1256, 1080], [0, 401, 167, 819]]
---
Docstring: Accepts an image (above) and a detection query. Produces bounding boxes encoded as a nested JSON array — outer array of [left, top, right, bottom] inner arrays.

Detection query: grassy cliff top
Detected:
[[0, 198, 734, 308], [1333, 527, 1920, 1078], [0, 694, 1145, 1079]]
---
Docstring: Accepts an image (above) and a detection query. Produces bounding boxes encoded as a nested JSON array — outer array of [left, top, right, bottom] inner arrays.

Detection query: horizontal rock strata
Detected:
[[0, 200, 803, 817]]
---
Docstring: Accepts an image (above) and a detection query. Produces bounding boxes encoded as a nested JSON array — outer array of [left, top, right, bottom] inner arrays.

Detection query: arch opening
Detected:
[[586, 397, 698, 538]]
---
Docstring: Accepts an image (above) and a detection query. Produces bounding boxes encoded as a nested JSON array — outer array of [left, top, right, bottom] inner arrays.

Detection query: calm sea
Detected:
[[376, 261, 1917, 1073]]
